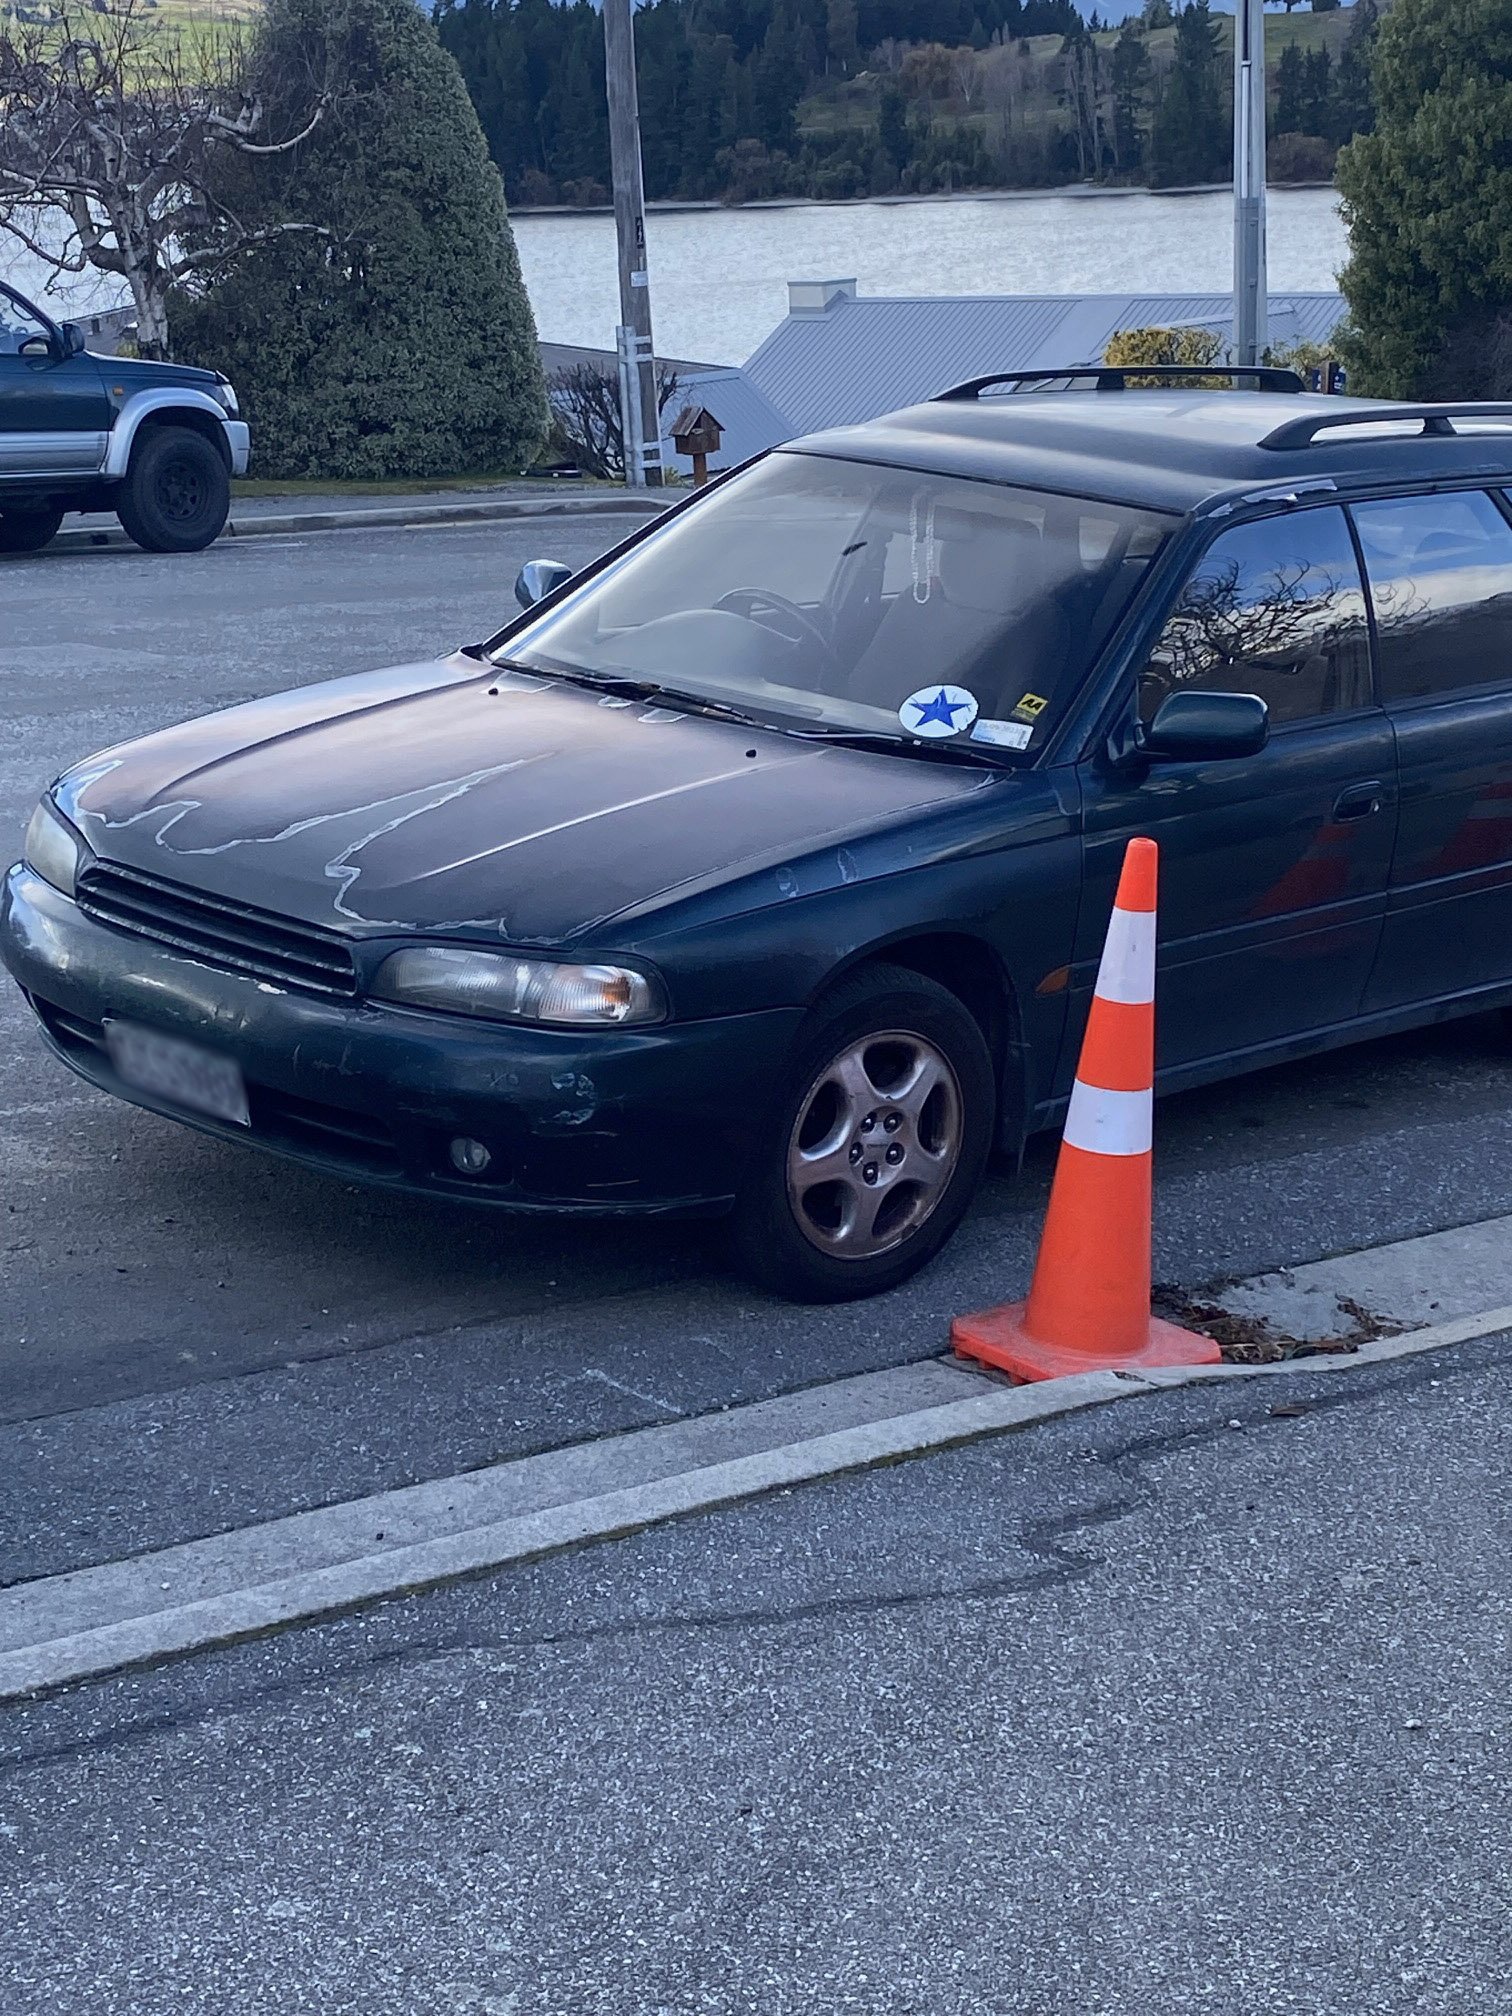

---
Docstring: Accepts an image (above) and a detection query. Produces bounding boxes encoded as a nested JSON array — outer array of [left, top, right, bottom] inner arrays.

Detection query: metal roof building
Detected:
[[541, 341, 791, 481], [742, 280, 1347, 440]]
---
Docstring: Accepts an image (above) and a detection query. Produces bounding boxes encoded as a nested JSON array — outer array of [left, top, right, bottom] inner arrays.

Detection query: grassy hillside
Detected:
[[798, 7, 1362, 158]]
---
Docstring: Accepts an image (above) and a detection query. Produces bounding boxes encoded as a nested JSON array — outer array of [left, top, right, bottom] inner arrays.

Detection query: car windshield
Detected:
[[496, 452, 1171, 755]]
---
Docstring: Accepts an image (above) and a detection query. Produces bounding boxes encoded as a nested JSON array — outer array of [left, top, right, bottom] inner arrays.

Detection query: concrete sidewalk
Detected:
[[55, 480, 667, 552], [3, 1332, 1507, 2014]]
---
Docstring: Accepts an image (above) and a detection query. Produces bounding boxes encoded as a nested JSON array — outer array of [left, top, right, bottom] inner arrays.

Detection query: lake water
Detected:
[[512, 185, 1348, 365], [3, 183, 1347, 367]]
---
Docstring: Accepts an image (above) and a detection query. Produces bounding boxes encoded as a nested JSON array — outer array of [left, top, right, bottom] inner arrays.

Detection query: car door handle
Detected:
[[1333, 781, 1384, 821]]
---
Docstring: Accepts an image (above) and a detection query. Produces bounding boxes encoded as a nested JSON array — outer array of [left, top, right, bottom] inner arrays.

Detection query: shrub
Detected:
[[177, 0, 548, 481], [1104, 324, 1227, 386], [1336, 0, 1512, 396]]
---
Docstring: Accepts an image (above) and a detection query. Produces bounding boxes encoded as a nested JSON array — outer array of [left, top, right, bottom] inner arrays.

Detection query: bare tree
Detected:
[[548, 360, 681, 481], [0, 0, 329, 357], [949, 48, 981, 111], [1059, 30, 1109, 180]]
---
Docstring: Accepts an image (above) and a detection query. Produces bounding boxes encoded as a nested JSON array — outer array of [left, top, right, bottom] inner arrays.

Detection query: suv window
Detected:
[[1350, 491, 1512, 705], [1140, 505, 1372, 727], [0, 288, 51, 357]]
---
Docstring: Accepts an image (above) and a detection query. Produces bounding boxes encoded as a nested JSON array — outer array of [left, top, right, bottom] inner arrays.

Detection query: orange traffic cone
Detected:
[[952, 836, 1219, 1383]]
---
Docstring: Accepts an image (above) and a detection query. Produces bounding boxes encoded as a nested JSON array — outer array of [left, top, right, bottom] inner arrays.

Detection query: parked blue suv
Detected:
[[0, 282, 248, 555]]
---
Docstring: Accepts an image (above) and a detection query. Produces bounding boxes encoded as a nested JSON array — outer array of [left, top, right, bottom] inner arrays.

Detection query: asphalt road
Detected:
[[4, 1333, 1507, 2015], [7, 523, 1512, 1580]]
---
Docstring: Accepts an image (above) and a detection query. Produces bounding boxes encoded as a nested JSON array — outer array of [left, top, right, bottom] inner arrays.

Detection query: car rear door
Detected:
[[0, 287, 110, 477], [1072, 503, 1399, 1080], [1351, 488, 1512, 1010]]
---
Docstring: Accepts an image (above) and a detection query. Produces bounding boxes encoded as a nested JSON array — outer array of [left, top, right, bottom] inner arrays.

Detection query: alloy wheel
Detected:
[[785, 1029, 964, 1260]]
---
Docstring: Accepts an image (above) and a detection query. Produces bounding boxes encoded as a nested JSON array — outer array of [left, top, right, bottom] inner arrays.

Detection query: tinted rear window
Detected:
[[1351, 491, 1512, 704]]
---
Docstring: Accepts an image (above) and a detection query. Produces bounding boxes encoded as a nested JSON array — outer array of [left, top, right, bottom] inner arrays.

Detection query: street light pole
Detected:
[[603, 0, 662, 489], [1233, 0, 1268, 368]]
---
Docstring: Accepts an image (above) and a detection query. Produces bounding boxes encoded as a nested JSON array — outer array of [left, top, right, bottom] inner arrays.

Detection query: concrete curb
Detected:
[[52, 492, 667, 553], [3, 1304, 1509, 1703]]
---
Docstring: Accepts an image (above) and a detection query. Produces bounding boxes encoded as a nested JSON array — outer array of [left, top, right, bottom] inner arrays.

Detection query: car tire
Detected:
[[727, 961, 995, 1302], [0, 505, 65, 554], [115, 426, 230, 553]]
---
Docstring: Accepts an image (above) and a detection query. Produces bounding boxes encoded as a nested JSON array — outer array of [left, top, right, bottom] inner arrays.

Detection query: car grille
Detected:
[[75, 860, 359, 1000]]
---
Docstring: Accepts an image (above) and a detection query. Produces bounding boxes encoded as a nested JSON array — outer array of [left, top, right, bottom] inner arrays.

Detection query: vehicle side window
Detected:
[[1350, 491, 1512, 705], [0, 290, 51, 356], [1140, 506, 1372, 728]]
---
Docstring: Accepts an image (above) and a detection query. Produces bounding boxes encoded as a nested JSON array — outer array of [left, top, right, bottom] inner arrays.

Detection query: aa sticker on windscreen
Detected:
[[1010, 691, 1049, 723]]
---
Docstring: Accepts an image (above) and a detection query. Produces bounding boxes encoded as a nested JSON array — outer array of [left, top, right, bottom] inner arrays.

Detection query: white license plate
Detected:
[[105, 1021, 250, 1128]]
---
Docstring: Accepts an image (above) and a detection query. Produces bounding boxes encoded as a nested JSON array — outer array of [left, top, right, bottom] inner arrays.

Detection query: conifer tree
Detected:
[[178, 0, 547, 480]]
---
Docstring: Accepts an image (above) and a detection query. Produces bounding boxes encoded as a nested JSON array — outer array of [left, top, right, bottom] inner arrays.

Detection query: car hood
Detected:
[[105, 355, 221, 388], [57, 657, 994, 945]]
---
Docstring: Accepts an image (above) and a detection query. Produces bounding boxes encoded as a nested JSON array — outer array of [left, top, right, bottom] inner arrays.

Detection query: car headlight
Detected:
[[372, 947, 666, 1027], [23, 798, 85, 898], [212, 380, 240, 417]]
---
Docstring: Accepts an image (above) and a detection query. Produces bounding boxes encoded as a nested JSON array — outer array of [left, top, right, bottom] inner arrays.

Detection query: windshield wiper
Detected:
[[489, 657, 769, 728], [782, 728, 1012, 766], [488, 657, 1003, 757]]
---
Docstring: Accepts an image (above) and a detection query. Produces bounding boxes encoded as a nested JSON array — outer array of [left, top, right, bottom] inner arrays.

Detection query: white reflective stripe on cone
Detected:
[[1062, 1078, 1153, 1157], [1093, 906, 1156, 1007]]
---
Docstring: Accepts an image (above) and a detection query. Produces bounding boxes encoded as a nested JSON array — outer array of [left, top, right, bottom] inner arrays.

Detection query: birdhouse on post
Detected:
[[671, 403, 724, 487]]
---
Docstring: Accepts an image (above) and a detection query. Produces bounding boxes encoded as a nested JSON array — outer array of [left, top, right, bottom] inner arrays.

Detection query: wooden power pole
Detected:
[[603, 0, 662, 489], [1232, 0, 1268, 368]]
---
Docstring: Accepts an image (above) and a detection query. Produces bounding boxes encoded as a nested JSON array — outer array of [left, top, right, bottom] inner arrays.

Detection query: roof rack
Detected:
[[935, 365, 1305, 401], [1259, 402, 1512, 449]]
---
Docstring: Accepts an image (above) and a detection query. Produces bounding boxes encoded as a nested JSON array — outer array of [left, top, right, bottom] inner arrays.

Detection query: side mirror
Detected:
[[515, 558, 573, 610], [61, 322, 87, 356], [17, 333, 51, 359], [1141, 690, 1269, 762]]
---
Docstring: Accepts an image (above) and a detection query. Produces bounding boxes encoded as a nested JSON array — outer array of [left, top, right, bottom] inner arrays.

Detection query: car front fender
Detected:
[[102, 389, 238, 480]]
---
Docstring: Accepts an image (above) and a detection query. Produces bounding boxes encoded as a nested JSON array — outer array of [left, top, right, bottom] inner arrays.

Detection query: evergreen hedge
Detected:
[[178, 0, 548, 481], [1337, 0, 1512, 397]]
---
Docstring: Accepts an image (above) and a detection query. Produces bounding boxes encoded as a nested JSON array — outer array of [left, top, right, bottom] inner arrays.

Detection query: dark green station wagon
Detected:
[[0, 281, 248, 555]]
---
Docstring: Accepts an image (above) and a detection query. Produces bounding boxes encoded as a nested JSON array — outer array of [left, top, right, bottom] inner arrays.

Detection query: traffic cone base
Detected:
[[951, 1301, 1218, 1384]]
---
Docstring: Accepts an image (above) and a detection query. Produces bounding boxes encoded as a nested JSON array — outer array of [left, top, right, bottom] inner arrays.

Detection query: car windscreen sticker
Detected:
[[1009, 691, 1049, 722], [899, 685, 979, 738], [971, 718, 1033, 751]]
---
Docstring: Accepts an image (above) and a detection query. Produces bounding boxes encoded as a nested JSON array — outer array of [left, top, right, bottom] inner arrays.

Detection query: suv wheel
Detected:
[[116, 426, 230, 553], [0, 505, 65, 554], [728, 962, 994, 1302]]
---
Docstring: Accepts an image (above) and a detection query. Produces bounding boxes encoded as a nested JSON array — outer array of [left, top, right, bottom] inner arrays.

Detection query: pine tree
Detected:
[[178, 0, 547, 479], [1275, 41, 1306, 131], [1110, 19, 1151, 170], [1148, 0, 1227, 187], [1300, 47, 1332, 135], [826, 0, 859, 75], [1337, 0, 1512, 394], [878, 82, 910, 178], [1328, 0, 1379, 145]]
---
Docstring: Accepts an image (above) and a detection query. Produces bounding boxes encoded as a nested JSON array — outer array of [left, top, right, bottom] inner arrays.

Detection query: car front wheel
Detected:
[[728, 962, 995, 1302], [0, 505, 65, 554], [116, 426, 230, 553]]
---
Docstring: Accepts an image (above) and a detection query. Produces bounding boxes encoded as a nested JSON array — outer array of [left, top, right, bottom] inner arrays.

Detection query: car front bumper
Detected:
[[0, 864, 804, 1215], [223, 420, 250, 478]]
